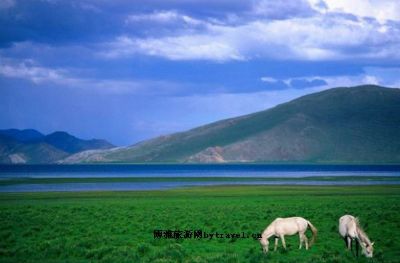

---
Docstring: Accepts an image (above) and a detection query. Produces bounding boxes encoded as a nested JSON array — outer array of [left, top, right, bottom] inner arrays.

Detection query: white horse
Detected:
[[259, 217, 317, 253], [339, 215, 374, 258]]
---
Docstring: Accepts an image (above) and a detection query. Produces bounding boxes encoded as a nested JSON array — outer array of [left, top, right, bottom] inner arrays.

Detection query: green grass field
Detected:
[[1, 185, 399, 262]]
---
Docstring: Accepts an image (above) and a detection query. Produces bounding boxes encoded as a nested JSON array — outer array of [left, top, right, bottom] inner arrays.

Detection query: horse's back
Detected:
[[339, 215, 357, 238], [275, 217, 307, 224], [285, 216, 308, 225], [274, 217, 308, 235], [340, 215, 354, 221], [294, 216, 308, 223]]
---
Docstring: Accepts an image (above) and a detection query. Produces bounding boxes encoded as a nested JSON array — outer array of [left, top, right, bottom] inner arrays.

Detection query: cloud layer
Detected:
[[101, 1, 400, 61], [1, 0, 400, 145]]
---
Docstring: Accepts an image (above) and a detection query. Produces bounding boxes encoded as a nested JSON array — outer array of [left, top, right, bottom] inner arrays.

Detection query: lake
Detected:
[[0, 164, 399, 192]]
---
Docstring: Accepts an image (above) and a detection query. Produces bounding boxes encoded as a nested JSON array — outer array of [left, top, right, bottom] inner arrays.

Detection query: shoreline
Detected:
[[1, 175, 400, 186], [0, 176, 400, 193]]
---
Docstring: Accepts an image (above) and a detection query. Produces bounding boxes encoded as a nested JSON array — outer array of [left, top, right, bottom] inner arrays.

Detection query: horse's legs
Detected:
[[280, 235, 287, 250], [343, 237, 348, 249], [299, 233, 303, 249], [304, 234, 309, 250], [299, 232, 308, 250], [347, 236, 352, 250], [355, 239, 359, 257], [274, 237, 279, 251]]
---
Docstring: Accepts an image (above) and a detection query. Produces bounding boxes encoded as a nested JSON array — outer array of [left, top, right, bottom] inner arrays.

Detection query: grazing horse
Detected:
[[259, 217, 317, 253], [339, 215, 374, 258]]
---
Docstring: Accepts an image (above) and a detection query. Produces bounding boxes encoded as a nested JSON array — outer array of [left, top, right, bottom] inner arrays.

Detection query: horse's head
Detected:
[[361, 241, 374, 258], [259, 237, 269, 253]]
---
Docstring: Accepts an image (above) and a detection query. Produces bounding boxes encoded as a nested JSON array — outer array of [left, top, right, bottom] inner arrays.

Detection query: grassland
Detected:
[[1, 185, 399, 262]]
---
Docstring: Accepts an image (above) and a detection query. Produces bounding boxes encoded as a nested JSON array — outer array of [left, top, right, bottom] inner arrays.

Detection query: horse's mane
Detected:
[[355, 217, 371, 244]]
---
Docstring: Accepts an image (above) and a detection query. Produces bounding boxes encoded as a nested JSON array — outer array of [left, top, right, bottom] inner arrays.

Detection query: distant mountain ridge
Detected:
[[0, 129, 44, 142], [3, 85, 400, 164], [42, 131, 114, 154], [63, 85, 400, 164], [0, 129, 114, 164]]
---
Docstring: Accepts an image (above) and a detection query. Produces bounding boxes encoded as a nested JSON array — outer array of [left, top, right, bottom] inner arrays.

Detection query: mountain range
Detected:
[[2, 85, 400, 164], [62, 85, 400, 164], [0, 130, 114, 164]]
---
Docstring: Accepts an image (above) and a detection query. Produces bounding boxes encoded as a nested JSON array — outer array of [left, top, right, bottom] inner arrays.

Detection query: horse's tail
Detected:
[[307, 220, 318, 247]]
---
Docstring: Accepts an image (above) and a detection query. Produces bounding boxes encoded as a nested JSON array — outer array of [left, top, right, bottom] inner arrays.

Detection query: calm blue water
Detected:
[[1, 164, 400, 178], [0, 164, 399, 192], [0, 181, 399, 193]]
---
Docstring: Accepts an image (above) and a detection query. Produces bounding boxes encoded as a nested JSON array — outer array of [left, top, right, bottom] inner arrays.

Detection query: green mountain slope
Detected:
[[77, 85, 400, 164]]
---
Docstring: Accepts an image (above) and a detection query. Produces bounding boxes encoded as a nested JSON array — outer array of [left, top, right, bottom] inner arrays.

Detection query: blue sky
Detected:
[[1, 0, 400, 145]]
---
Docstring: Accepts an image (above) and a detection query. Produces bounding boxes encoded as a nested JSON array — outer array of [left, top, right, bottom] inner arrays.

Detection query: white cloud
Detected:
[[319, 0, 400, 23], [260, 66, 400, 91], [0, 60, 65, 84], [299, 67, 400, 88], [104, 11, 400, 61], [0, 59, 185, 95], [260, 76, 278, 83], [361, 75, 380, 85], [126, 10, 203, 26], [363, 67, 400, 87], [103, 35, 244, 61]]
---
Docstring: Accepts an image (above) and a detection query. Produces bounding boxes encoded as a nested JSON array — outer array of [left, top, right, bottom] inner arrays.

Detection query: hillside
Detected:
[[0, 134, 68, 164], [43, 131, 114, 154], [64, 85, 400, 164], [0, 130, 115, 164]]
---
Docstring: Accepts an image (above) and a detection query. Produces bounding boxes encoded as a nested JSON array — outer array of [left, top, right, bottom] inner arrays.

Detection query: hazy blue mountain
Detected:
[[0, 134, 68, 164], [0, 129, 44, 142], [0, 130, 114, 164], [44, 131, 114, 154], [64, 85, 400, 164]]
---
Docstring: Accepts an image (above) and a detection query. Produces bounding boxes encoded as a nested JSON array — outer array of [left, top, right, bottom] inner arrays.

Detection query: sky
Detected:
[[1, 0, 400, 146]]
